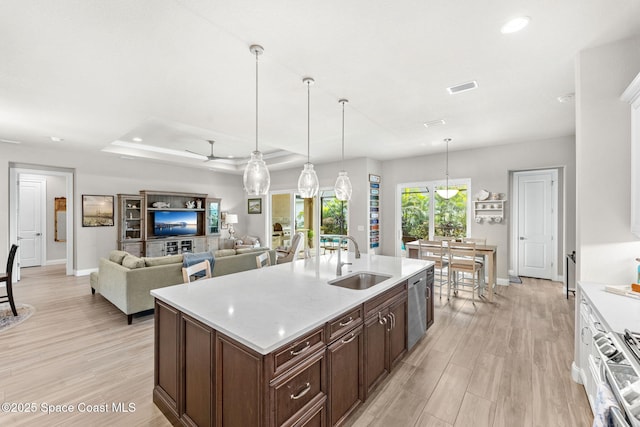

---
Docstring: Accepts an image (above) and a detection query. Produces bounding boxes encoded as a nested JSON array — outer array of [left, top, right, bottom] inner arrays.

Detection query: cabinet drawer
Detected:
[[327, 306, 363, 343], [364, 282, 406, 317], [271, 326, 326, 378], [270, 350, 326, 427]]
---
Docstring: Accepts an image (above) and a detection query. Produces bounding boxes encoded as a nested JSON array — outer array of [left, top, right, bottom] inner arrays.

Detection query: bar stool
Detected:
[[448, 242, 483, 303], [417, 239, 449, 299]]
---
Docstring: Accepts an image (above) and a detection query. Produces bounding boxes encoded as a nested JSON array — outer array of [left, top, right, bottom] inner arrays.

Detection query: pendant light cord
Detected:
[[307, 80, 311, 164], [255, 50, 259, 152], [341, 100, 345, 167], [445, 138, 449, 192]]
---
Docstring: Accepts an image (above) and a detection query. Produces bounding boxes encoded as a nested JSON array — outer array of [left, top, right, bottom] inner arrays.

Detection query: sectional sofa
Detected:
[[91, 247, 276, 324]]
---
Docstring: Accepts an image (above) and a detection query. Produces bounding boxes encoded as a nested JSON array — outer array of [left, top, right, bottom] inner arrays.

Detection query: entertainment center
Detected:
[[117, 190, 221, 257]]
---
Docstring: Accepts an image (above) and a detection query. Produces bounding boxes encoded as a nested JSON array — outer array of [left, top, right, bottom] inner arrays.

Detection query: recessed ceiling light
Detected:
[[132, 137, 143, 142], [447, 81, 478, 95], [50, 136, 64, 142], [0, 138, 21, 144], [501, 16, 530, 34], [423, 119, 446, 128]]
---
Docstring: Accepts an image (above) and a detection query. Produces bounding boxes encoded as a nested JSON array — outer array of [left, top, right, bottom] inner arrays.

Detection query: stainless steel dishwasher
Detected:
[[407, 269, 427, 350]]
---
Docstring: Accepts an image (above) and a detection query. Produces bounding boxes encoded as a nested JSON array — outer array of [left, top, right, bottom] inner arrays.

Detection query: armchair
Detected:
[[276, 232, 304, 264]]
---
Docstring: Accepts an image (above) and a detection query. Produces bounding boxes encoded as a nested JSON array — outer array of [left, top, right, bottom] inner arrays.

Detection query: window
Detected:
[[400, 181, 469, 244], [320, 190, 348, 235]]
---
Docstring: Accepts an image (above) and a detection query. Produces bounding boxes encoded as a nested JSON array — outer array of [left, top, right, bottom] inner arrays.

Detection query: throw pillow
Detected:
[[122, 254, 145, 269], [109, 250, 129, 264], [143, 254, 183, 267]]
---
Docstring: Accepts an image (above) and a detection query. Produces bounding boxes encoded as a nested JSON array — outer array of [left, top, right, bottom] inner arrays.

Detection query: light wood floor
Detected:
[[0, 265, 592, 426]]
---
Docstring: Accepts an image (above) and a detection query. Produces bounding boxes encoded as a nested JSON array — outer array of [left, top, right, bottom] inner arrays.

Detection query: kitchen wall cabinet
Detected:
[[622, 72, 640, 236]]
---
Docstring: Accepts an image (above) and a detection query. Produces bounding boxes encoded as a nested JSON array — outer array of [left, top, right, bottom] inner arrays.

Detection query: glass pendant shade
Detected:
[[243, 150, 270, 195], [298, 162, 319, 198], [436, 188, 459, 199], [334, 171, 352, 201], [244, 44, 270, 196]]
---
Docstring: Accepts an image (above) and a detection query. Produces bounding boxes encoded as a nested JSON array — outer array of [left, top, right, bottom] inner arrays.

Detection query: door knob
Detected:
[[519, 237, 526, 240], [36, 233, 42, 236]]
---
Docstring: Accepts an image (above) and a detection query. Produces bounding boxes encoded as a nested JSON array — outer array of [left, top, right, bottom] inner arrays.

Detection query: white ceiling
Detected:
[[1, 0, 639, 172]]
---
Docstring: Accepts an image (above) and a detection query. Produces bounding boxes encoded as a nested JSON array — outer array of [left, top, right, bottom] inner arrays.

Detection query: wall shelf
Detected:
[[473, 200, 506, 223]]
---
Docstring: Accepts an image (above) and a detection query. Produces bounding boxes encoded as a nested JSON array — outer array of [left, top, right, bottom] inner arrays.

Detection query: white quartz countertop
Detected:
[[151, 253, 432, 354], [579, 281, 640, 333]]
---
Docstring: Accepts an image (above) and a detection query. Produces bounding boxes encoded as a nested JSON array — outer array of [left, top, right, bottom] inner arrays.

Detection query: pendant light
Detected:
[[243, 44, 271, 196], [334, 98, 352, 201], [297, 77, 319, 198], [435, 138, 458, 199]]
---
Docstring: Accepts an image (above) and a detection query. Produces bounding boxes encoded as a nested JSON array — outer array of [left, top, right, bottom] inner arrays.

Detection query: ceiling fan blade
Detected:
[[185, 149, 206, 157]]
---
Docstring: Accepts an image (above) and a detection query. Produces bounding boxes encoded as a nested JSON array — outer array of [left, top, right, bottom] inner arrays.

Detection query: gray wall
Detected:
[[576, 36, 640, 284], [381, 137, 576, 282], [0, 143, 247, 273]]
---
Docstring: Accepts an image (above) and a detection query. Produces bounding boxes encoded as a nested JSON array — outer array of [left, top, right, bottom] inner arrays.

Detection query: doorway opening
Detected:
[[9, 164, 75, 279]]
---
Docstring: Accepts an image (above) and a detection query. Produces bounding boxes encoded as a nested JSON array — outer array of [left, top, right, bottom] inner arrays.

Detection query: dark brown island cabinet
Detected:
[[153, 265, 434, 427]]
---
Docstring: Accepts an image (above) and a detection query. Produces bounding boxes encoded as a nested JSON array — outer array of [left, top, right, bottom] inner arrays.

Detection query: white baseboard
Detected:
[[497, 277, 510, 286], [75, 268, 98, 277], [45, 259, 67, 266]]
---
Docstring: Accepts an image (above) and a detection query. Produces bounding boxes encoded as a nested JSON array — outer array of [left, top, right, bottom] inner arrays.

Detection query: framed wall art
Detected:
[[248, 198, 262, 214], [82, 195, 114, 227]]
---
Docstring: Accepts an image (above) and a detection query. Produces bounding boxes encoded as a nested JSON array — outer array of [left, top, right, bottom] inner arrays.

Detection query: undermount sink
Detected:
[[328, 272, 392, 290]]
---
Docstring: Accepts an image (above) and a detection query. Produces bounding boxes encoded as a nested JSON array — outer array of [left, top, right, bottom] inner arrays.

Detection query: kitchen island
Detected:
[[151, 253, 433, 427]]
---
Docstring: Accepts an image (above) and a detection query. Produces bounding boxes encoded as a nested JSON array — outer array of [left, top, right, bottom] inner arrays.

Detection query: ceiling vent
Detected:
[[447, 80, 478, 95]]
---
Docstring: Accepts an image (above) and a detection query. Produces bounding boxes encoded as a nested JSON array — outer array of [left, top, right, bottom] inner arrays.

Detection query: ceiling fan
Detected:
[[186, 140, 222, 161]]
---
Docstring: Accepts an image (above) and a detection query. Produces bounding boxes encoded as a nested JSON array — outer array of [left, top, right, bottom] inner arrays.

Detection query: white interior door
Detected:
[[516, 170, 556, 279], [18, 178, 45, 268]]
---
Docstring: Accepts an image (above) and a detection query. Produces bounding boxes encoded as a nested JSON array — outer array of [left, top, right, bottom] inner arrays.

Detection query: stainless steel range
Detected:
[[597, 330, 640, 426]]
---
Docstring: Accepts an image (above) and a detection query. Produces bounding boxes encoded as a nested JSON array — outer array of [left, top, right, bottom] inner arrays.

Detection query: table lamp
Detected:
[[225, 214, 238, 239]]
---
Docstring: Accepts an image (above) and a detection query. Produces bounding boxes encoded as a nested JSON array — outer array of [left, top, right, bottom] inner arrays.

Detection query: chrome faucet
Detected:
[[336, 235, 361, 276]]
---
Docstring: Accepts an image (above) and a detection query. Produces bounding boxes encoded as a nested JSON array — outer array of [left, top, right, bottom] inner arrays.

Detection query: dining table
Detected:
[[405, 240, 498, 302]]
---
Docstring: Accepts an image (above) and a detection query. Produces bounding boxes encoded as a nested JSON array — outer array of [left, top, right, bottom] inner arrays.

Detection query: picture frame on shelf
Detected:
[[82, 195, 114, 227], [247, 198, 262, 214]]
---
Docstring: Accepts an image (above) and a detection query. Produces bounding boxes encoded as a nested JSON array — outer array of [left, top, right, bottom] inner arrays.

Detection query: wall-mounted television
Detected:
[[153, 211, 198, 237]]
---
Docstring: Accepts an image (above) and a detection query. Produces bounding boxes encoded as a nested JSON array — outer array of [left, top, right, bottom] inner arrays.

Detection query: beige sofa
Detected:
[[92, 248, 276, 324]]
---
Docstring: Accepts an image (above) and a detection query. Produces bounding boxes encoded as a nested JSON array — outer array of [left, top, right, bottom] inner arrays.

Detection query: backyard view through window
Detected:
[[320, 190, 348, 235], [401, 183, 468, 246]]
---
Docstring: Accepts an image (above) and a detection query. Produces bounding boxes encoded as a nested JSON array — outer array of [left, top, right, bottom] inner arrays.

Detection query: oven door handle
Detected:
[[610, 406, 631, 427]]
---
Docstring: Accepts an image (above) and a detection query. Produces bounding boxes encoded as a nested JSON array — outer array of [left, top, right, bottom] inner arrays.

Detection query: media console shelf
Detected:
[[116, 190, 220, 256]]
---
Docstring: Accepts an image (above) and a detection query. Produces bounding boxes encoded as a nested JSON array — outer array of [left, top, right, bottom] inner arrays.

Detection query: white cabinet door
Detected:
[[146, 241, 165, 257], [622, 72, 640, 236]]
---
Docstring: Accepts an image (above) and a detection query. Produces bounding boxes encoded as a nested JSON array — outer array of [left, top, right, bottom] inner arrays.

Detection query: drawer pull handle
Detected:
[[342, 332, 356, 344], [290, 382, 311, 400], [290, 341, 310, 356], [339, 316, 354, 327], [378, 312, 387, 325]]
